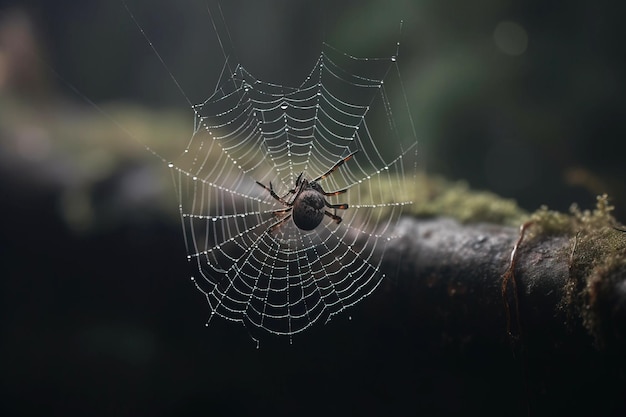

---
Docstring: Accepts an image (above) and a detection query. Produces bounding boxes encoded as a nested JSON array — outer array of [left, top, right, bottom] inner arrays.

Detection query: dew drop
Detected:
[[281, 103, 288, 110], [168, 162, 174, 168], [391, 56, 397, 62]]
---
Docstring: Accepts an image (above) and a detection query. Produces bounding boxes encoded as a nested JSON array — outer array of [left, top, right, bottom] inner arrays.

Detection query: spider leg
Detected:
[[280, 189, 297, 201], [270, 207, 292, 215], [281, 172, 304, 200], [323, 188, 348, 197], [256, 180, 289, 204], [325, 201, 348, 210], [314, 150, 358, 182], [268, 213, 293, 233], [324, 210, 343, 224], [294, 172, 304, 186]]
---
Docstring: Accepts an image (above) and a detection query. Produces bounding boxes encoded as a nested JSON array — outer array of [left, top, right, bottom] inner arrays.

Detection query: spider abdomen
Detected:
[[292, 190, 325, 230]]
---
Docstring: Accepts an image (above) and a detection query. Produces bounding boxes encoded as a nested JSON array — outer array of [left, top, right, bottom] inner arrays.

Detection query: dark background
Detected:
[[6, 0, 626, 214], [1, 0, 625, 416]]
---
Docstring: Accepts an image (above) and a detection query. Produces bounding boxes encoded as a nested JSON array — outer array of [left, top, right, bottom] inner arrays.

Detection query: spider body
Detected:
[[292, 181, 327, 231], [256, 151, 357, 233]]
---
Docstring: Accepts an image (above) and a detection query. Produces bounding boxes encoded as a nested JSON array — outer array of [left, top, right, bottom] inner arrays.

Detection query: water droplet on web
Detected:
[[168, 162, 174, 168], [281, 103, 288, 110], [391, 56, 397, 62]]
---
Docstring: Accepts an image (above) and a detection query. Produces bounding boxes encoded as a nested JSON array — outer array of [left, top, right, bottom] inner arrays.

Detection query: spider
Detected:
[[256, 151, 358, 233]]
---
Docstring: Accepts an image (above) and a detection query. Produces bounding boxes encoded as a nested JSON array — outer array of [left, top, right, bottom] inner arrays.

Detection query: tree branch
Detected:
[[379, 196, 626, 354]]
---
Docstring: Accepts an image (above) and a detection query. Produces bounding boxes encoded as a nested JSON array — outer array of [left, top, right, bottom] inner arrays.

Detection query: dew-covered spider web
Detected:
[[165, 25, 418, 340]]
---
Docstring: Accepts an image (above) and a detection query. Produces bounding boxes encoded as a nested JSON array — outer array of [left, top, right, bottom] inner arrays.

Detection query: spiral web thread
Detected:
[[169, 39, 418, 339]]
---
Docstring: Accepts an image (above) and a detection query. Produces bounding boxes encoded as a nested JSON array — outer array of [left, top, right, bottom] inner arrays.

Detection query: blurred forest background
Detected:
[[1, 0, 625, 416]]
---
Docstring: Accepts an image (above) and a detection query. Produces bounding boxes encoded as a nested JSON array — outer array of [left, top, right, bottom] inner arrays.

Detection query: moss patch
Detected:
[[526, 195, 626, 347], [407, 174, 528, 226]]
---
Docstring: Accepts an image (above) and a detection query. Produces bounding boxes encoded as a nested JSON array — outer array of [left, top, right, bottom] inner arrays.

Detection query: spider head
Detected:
[[308, 181, 324, 194]]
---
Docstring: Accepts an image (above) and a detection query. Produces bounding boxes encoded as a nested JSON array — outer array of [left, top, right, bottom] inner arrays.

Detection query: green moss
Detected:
[[399, 181, 625, 348], [529, 194, 619, 235], [525, 195, 626, 347], [426, 189, 626, 348], [406, 173, 528, 226], [529, 205, 576, 236]]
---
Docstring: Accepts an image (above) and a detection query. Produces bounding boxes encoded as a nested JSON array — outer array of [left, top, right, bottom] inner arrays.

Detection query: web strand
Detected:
[[173, 32, 418, 339], [57, 3, 419, 340], [34, 4, 417, 340]]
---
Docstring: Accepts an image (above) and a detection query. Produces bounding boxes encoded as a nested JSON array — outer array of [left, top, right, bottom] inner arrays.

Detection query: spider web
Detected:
[[167, 31, 418, 340]]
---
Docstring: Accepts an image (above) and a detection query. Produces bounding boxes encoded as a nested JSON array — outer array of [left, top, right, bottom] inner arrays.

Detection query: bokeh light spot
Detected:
[[494, 21, 528, 56]]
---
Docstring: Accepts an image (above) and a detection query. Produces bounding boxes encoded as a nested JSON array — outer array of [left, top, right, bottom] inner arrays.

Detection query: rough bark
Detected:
[[379, 215, 626, 354]]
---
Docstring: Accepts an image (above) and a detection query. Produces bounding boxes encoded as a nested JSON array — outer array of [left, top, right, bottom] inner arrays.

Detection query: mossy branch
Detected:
[[4, 94, 624, 351], [380, 194, 626, 353]]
